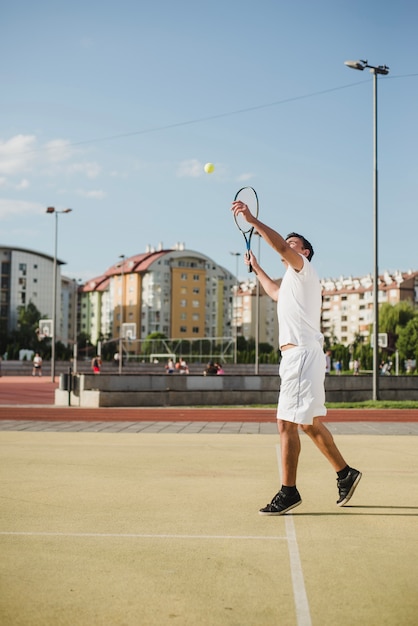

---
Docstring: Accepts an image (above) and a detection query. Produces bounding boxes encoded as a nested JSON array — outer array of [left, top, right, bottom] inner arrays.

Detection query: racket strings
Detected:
[[233, 186, 259, 232], [234, 213, 253, 234]]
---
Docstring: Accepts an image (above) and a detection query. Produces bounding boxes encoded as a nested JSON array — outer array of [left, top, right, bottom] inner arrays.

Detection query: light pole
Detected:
[[344, 59, 389, 401], [230, 252, 241, 364], [254, 232, 261, 375], [72, 278, 82, 374], [118, 254, 125, 374], [46, 207, 72, 382]]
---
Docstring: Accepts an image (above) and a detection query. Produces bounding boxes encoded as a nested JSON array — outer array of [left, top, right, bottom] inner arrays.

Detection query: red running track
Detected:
[[1, 376, 417, 423]]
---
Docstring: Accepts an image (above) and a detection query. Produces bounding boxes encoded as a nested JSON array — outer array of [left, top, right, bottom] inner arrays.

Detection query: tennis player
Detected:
[[231, 200, 362, 515]]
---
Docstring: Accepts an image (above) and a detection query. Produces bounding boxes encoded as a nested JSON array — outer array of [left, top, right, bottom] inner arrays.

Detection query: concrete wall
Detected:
[[55, 373, 418, 407], [324, 374, 418, 402]]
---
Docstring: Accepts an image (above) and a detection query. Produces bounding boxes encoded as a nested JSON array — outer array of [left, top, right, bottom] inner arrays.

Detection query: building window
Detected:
[[180, 326, 187, 333], [193, 274, 200, 281], [192, 326, 199, 333]]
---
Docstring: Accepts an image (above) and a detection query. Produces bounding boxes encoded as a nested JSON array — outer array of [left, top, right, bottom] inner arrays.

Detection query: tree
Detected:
[[379, 302, 416, 358], [330, 344, 350, 371], [141, 332, 168, 356], [379, 301, 415, 334], [396, 316, 418, 367], [11, 302, 49, 355]]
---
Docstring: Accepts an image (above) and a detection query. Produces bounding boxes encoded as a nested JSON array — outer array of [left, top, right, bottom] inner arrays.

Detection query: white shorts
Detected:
[[277, 343, 327, 425]]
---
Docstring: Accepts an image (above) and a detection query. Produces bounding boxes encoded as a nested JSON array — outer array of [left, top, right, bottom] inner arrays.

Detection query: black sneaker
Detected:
[[259, 489, 302, 516], [336, 468, 362, 506]]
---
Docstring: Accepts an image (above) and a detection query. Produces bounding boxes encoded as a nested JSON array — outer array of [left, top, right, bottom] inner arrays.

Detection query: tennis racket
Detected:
[[233, 186, 259, 272]]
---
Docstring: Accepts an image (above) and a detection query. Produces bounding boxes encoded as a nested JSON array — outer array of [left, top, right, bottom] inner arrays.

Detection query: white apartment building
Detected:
[[321, 270, 418, 345], [0, 246, 76, 345]]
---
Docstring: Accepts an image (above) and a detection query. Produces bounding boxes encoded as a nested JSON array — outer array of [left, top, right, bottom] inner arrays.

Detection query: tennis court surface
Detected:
[[1, 429, 417, 625]]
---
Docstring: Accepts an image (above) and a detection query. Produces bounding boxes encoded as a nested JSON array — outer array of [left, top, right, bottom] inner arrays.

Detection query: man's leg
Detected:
[[259, 420, 302, 516], [300, 417, 346, 471], [277, 419, 301, 485], [301, 417, 362, 506]]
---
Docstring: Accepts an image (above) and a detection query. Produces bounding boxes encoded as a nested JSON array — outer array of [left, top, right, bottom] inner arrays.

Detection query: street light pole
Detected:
[[73, 278, 82, 375], [230, 252, 241, 364], [46, 207, 72, 382], [254, 232, 261, 375], [344, 59, 389, 401], [118, 254, 125, 375]]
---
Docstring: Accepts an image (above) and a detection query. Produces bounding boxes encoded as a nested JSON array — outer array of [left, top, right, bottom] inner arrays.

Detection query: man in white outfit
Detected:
[[231, 200, 362, 515]]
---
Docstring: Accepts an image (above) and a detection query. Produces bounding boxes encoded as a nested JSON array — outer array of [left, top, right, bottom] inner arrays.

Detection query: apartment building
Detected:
[[80, 245, 236, 346], [321, 270, 418, 345], [5, 243, 417, 353], [0, 245, 76, 345], [234, 279, 279, 346]]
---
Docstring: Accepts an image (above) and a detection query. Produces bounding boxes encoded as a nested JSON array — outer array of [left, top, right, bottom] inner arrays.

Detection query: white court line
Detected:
[[0, 531, 285, 541], [276, 444, 312, 626]]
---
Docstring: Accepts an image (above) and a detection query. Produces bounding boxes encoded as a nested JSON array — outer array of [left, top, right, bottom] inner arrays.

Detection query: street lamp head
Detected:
[[344, 59, 367, 71], [230, 251, 241, 257], [374, 65, 389, 76], [46, 207, 73, 214], [344, 59, 389, 76]]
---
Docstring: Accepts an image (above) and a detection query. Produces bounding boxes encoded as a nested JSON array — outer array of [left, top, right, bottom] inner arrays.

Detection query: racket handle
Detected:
[[248, 263, 253, 273]]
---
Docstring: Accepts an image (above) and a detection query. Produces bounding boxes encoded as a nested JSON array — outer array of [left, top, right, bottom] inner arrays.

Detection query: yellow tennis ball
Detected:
[[204, 162, 215, 174]]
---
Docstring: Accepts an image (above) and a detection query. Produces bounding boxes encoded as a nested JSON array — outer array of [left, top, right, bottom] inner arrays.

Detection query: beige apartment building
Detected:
[[80, 246, 235, 349], [234, 279, 279, 346]]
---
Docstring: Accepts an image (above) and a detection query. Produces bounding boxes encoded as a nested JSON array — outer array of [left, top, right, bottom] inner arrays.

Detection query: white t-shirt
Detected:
[[277, 255, 323, 348]]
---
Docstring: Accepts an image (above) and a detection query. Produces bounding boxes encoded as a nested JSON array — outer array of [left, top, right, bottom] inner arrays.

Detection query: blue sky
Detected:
[[1, 0, 417, 283]]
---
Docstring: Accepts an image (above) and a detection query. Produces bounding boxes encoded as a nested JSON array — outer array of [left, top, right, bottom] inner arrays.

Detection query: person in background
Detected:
[[179, 358, 189, 374], [165, 358, 175, 374], [203, 361, 219, 376], [325, 350, 331, 375], [32, 353, 43, 377], [91, 355, 102, 374]]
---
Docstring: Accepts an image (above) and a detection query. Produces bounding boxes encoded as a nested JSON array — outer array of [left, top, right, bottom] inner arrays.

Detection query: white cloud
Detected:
[[236, 172, 254, 182], [0, 135, 37, 176], [76, 189, 106, 199], [110, 170, 128, 179], [0, 198, 42, 219], [68, 162, 101, 179], [0, 134, 106, 202], [43, 139, 77, 163], [176, 159, 203, 178], [16, 179, 30, 189]]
